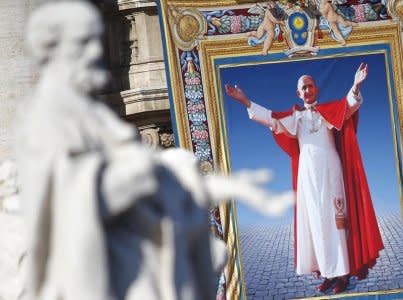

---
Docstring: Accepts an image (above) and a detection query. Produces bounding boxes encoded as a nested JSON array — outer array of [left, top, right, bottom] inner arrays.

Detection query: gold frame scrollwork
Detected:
[[387, 0, 403, 27]]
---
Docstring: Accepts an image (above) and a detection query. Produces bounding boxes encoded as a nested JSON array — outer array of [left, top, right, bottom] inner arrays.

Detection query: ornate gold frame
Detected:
[[157, 1, 403, 298]]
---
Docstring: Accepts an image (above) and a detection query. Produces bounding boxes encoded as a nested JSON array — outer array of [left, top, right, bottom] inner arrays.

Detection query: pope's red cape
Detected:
[[271, 97, 384, 279]]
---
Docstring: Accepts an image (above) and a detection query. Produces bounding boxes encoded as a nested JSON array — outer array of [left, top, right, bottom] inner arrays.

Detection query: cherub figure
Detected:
[[248, 1, 285, 55], [319, 0, 357, 45]]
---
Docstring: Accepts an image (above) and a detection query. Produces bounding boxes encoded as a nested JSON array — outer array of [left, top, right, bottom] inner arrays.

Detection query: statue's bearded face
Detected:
[[57, 19, 109, 94]]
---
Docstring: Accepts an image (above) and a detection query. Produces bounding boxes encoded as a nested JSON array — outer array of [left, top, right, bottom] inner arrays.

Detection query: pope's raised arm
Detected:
[[225, 84, 274, 128], [225, 84, 251, 107], [225, 84, 295, 136], [345, 63, 367, 119], [352, 63, 368, 95]]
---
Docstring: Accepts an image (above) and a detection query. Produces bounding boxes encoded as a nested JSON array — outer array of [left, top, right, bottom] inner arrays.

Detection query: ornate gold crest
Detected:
[[200, 160, 214, 175], [281, 6, 319, 57], [168, 7, 207, 51]]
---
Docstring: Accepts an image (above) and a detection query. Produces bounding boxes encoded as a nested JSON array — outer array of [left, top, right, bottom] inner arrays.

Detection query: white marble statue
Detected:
[[18, 2, 293, 300], [0, 160, 20, 214], [0, 160, 26, 300]]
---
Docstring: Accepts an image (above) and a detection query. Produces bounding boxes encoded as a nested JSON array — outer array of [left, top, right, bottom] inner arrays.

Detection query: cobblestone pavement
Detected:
[[240, 213, 403, 300]]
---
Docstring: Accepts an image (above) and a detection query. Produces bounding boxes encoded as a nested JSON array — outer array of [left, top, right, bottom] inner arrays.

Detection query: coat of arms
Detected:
[[283, 9, 319, 56]]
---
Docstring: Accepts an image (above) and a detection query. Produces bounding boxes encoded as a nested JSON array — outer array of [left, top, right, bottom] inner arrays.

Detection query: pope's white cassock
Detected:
[[246, 89, 362, 278]]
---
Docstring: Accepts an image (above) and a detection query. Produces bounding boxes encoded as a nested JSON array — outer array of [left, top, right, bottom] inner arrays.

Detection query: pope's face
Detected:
[[296, 77, 319, 104]]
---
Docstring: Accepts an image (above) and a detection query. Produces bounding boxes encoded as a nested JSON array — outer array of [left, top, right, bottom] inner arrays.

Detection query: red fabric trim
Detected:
[[316, 98, 347, 131], [271, 99, 383, 277], [337, 114, 384, 277]]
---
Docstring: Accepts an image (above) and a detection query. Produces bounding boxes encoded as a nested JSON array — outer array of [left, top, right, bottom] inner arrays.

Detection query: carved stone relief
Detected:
[[160, 131, 175, 148], [139, 125, 175, 149], [140, 127, 160, 147]]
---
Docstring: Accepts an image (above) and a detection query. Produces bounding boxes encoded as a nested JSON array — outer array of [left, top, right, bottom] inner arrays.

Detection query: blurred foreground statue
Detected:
[[0, 160, 25, 300], [17, 2, 293, 300], [0, 161, 19, 214]]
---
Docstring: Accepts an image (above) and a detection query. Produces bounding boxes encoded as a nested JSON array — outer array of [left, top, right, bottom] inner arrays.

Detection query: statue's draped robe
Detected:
[[17, 85, 214, 300]]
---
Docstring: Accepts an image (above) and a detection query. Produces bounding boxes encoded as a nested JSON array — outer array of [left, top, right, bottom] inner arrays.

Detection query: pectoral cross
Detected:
[[309, 126, 319, 134], [307, 108, 319, 133]]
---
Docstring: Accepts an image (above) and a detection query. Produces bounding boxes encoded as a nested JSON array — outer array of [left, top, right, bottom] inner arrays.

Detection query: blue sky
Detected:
[[219, 52, 402, 227]]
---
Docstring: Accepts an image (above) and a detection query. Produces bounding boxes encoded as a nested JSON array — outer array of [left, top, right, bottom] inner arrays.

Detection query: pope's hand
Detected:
[[353, 63, 368, 90], [225, 84, 251, 107]]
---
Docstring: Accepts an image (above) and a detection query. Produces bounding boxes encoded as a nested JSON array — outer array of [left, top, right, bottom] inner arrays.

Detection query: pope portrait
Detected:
[[225, 63, 384, 294]]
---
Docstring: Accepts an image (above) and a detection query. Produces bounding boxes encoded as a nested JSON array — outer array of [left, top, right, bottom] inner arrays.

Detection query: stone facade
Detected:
[[0, 1, 42, 161], [99, 0, 174, 148]]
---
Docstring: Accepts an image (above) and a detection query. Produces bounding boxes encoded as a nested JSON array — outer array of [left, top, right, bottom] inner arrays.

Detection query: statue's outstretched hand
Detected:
[[225, 84, 251, 107], [353, 63, 368, 88]]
